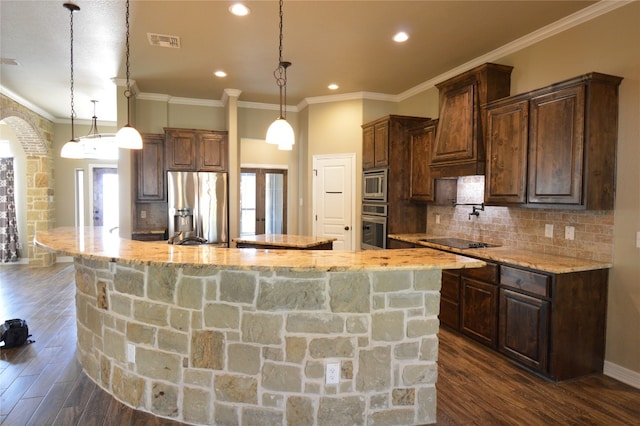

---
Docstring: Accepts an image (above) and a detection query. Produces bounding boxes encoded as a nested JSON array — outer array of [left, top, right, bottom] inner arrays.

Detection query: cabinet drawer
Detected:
[[461, 262, 498, 284], [500, 265, 550, 297]]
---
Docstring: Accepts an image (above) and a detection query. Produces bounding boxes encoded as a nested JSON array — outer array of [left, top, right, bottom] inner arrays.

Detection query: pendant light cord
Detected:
[[66, 3, 78, 141], [124, 0, 132, 123], [273, 0, 290, 120]]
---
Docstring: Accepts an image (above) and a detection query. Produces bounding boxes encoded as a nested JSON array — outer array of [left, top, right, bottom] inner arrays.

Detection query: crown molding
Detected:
[[0, 85, 56, 122]]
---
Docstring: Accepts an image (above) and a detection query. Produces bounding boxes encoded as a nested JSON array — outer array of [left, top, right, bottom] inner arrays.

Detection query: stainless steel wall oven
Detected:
[[361, 203, 387, 249]]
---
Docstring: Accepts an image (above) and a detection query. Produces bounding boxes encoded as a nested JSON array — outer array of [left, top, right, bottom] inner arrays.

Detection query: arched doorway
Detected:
[[1, 94, 56, 267]]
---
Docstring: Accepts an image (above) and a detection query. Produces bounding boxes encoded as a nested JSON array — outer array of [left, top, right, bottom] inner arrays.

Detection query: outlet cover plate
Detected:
[[565, 226, 575, 240], [326, 363, 340, 385], [545, 224, 553, 238]]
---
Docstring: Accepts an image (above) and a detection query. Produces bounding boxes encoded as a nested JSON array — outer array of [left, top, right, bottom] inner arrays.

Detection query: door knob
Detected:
[[344, 226, 350, 231]]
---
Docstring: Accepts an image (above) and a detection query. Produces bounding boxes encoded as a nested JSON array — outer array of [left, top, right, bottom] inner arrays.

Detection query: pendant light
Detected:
[[115, 0, 142, 150], [60, 2, 84, 159], [265, 0, 294, 151]]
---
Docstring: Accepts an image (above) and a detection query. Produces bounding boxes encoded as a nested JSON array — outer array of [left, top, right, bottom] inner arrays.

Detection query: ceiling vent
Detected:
[[147, 33, 181, 48]]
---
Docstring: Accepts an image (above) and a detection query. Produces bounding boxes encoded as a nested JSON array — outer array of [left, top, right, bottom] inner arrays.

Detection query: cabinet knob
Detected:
[[344, 226, 350, 231]]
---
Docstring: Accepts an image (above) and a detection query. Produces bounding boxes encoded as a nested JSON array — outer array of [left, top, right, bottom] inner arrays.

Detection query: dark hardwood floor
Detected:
[[1, 263, 639, 425]]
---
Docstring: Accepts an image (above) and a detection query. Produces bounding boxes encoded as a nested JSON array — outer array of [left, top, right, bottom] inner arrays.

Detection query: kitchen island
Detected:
[[232, 234, 336, 250], [34, 227, 484, 426]]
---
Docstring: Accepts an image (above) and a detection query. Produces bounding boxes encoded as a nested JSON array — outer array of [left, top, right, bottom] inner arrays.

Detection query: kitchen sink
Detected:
[[419, 237, 501, 249]]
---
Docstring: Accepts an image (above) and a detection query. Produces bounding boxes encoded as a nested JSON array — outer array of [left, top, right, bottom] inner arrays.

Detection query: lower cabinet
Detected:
[[439, 262, 499, 349], [461, 277, 498, 348], [499, 288, 550, 373], [436, 255, 607, 381]]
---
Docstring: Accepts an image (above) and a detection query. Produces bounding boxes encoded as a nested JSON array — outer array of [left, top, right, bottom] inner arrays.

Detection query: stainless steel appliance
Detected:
[[361, 203, 387, 250], [363, 168, 387, 202], [167, 171, 228, 246]]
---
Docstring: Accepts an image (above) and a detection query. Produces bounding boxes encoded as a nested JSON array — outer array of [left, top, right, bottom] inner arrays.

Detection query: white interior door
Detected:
[[313, 154, 356, 250]]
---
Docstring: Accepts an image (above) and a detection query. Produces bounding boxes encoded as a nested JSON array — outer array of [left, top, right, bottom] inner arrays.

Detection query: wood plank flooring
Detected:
[[1, 263, 639, 425]]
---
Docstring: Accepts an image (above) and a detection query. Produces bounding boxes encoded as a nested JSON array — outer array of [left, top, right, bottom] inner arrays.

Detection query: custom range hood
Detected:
[[429, 63, 513, 178]]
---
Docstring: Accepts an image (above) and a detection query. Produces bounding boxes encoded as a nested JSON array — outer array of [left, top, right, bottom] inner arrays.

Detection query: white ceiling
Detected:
[[1, 0, 603, 123]]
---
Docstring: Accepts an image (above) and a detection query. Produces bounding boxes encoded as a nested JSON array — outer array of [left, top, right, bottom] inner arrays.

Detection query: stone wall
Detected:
[[0, 94, 56, 266], [74, 258, 442, 425]]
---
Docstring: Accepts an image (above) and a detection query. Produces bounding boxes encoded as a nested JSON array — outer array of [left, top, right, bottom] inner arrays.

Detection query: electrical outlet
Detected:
[[140, 210, 146, 219], [636, 231, 640, 248], [435, 214, 440, 225], [565, 226, 575, 240], [326, 363, 340, 385], [545, 224, 553, 238], [127, 343, 136, 363]]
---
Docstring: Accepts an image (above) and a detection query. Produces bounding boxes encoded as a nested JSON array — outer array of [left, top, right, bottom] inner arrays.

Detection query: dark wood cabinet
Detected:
[[165, 128, 228, 172], [485, 72, 623, 209], [498, 265, 608, 380], [361, 116, 426, 171], [438, 261, 499, 349], [499, 288, 550, 373], [361, 121, 389, 169], [484, 99, 528, 204], [134, 134, 165, 202], [361, 115, 430, 248], [430, 63, 513, 178], [409, 120, 437, 202], [440, 270, 461, 329]]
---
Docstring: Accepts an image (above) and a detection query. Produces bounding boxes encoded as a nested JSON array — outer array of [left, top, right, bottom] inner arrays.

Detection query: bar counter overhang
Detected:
[[34, 227, 484, 426]]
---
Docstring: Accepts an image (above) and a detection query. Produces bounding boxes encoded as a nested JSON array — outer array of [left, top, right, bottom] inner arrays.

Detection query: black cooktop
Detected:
[[420, 237, 500, 249]]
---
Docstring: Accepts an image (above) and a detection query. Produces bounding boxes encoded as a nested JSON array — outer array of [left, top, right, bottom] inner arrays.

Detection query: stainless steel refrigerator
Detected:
[[167, 171, 228, 246]]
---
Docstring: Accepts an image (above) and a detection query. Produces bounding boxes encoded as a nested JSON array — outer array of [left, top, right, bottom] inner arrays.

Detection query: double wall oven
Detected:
[[362, 168, 388, 250]]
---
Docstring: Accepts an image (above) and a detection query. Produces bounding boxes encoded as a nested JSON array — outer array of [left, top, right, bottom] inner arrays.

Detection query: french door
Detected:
[[240, 168, 287, 236]]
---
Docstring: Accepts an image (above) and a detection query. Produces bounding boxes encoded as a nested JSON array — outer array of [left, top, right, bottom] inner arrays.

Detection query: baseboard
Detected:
[[0, 258, 28, 266], [604, 361, 640, 389], [56, 256, 74, 263]]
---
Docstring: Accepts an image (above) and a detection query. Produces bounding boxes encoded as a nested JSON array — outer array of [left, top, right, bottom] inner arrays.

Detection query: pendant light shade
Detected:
[[266, 117, 294, 147], [61, 139, 84, 158], [266, 0, 294, 150], [116, 124, 143, 149], [115, 0, 142, 150]]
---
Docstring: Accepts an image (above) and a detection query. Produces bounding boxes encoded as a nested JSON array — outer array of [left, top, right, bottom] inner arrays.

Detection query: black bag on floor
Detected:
[[0, 319, 33, 349]]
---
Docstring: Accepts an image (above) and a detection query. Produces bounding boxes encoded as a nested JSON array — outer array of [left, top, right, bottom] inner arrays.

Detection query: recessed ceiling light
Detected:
[[393, 31, 409, 43], [328, 84, 339, 90], [214, 70, 227, 78], [229, 3, 250, 16]]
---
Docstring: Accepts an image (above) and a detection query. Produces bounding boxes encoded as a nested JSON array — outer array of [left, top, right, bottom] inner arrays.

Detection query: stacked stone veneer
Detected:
[[74, 258, 443, 425]]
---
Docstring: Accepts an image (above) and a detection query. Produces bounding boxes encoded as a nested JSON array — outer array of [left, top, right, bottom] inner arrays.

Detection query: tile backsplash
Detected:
[[427, 176, 614, 263]]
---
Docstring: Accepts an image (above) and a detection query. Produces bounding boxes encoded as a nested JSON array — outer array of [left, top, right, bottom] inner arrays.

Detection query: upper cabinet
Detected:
[[485, 73, 622, 209], [430, 63, 513, 178], [361, 116, 427, 171], [409, 119, 438, 202], [134, 133, 165, 202], [165, 127, 228, 172]]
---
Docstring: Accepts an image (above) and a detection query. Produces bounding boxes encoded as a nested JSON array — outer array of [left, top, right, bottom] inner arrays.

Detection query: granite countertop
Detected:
[[389, 233, 612, 274], [35, 227, 485, 272], [232, 234, 337, 248]]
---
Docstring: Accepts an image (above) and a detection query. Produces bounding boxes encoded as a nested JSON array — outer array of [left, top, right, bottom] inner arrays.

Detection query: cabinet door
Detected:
[[409, 121, 437, 202], [166, 130, 197, 170], [362, 125, 375, 170], [198, 132, 227, 172], [460, 276, 498, 348], [373, 122, 389, 168], [528, 85, 585, 205], [135, 134, 165, 202], [432, 83, 476, 164], [440, 271, 461, 330], [499, 288, 549, 373], [485, 100, 529, 204]]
